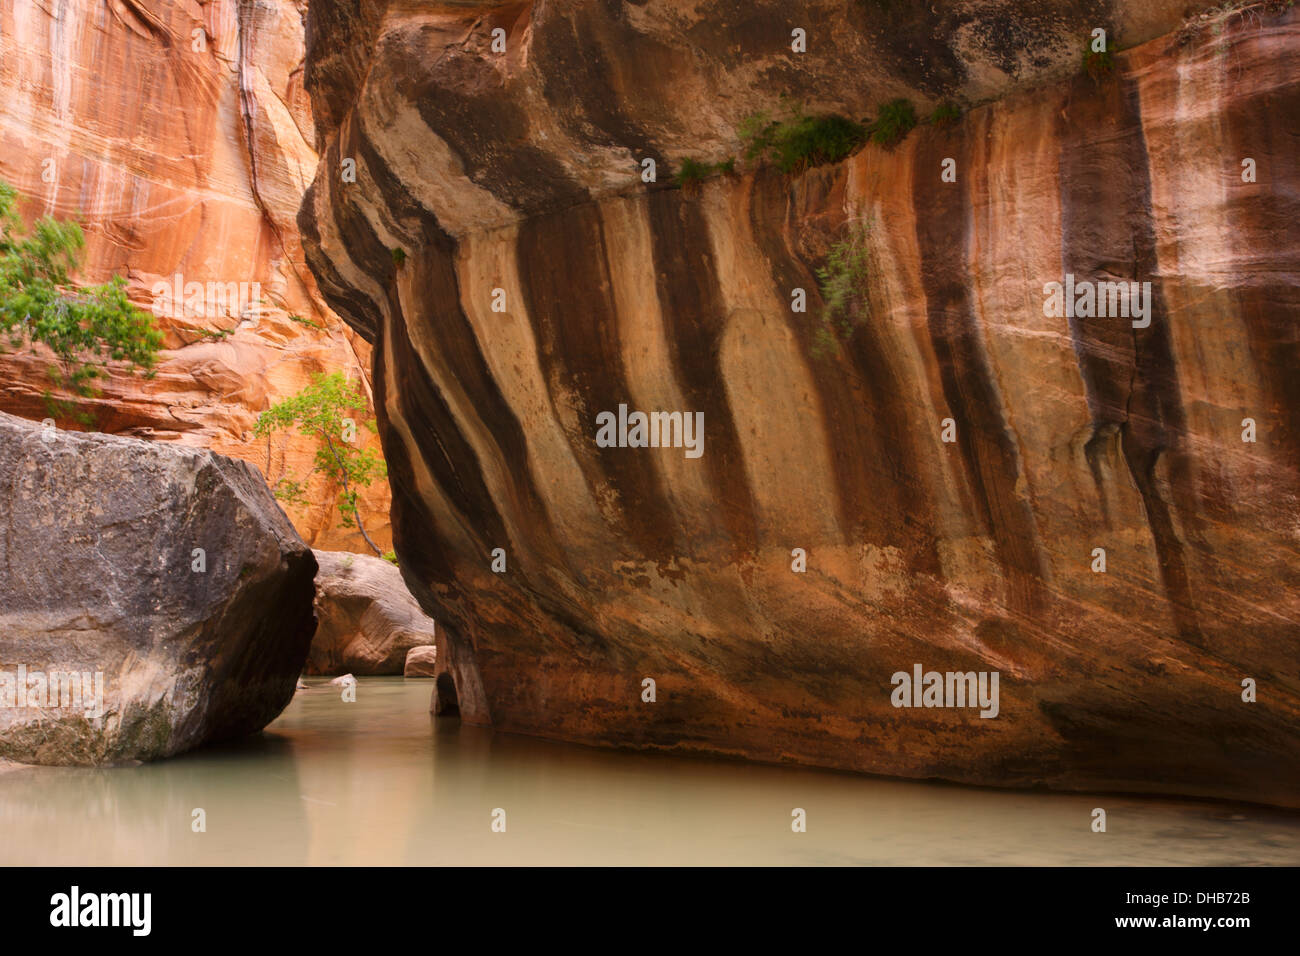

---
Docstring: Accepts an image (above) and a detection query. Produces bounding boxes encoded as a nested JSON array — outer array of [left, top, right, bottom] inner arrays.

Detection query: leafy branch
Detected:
[[254, 372, 388, 557], [0, 181, 163, 421]]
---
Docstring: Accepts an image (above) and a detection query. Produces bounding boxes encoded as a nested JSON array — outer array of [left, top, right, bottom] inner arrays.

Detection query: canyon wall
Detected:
[[300, 0, 1300, 806], [0, 0, 390, 553]]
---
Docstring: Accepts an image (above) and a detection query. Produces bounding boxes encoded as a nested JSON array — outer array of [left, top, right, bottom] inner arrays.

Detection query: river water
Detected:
[[2, 678, 1297, 865]]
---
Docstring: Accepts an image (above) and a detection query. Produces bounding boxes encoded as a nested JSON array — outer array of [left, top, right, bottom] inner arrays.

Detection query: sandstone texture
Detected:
[[0, 0, 390, 553], [0, 410, 317, 764], [305, 549, 436, 675], [404, 645, 439, 677], [299, 1, 1300, 807]]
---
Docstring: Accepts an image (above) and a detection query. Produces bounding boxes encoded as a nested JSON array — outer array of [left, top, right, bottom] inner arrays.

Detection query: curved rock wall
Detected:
[[0, 0, 391, 553], [300, 1, 1300, 806]]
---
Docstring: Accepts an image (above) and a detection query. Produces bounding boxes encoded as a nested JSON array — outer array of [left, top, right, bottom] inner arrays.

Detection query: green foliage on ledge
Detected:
[[872, 98, 918, 147], [736, 97, 927, 174], [739, 106, 870, 174], [928, 100, 962, 128], [672, 156, 735, 193], [288, 312, 326, 331], [0, 180, 162, 422]]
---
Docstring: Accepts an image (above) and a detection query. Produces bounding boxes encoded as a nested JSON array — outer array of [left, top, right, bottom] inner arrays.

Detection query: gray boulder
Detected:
[[0, 411, 317, 764], [306, 550, 436, 675]]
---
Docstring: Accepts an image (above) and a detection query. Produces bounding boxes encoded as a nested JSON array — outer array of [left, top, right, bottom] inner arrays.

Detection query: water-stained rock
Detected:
[[299, 1, 1300, 806]]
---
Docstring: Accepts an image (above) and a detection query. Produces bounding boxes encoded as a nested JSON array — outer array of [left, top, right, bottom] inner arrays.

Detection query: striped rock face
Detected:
[[300, 1, 1300, 806]]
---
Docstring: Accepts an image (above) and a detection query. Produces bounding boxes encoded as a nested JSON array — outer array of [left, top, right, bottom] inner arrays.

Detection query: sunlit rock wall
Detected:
[[0, 0, 391, 552]]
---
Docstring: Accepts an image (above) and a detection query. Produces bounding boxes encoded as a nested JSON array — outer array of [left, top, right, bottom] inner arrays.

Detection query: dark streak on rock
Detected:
[[913, 122, 1048, 615], [748, 168, 942, 577], [515, 204, 679, 561], [1058, 68, 1201, 639], [645, 189, 760, 557]]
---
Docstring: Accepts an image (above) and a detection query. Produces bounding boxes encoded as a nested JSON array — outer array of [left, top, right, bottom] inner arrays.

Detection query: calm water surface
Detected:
[[2, 678, 1297, 865]]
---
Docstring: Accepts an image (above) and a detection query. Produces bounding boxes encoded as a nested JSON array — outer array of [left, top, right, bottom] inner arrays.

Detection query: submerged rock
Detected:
[[0, 411, 317, 765], [388, 631, 464, 717], [306, 551, 436, 676]]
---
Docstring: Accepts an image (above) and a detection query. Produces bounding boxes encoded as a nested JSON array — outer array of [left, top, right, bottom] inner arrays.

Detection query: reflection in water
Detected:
[[2, 678, 1297, 865]]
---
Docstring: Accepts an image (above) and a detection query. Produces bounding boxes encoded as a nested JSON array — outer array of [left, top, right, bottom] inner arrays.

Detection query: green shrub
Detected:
[[0, 180, 162, 422], [871, 98, 917, 147], [670, 154, 743, 193], [812, 220, 873, 359], [672, 156, 739, 194], [929, 100, 961, 128], [390, 247, 406, 266], [673, 157, 715, 191], [739, 106, 868, 174], [288, 312, 325, 331]]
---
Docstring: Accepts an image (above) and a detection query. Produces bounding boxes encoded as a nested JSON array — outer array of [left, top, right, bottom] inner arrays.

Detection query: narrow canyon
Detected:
[[0, 0, 1296, 812]]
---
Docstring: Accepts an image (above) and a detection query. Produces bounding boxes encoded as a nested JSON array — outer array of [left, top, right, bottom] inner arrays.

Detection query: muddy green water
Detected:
[[2, 678, 1297, 865]]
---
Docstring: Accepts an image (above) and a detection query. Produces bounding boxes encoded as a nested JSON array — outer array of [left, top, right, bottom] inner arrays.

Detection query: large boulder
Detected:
[[0, 412, 318, 765], [306, 550, 436, 675], [403, 646, 439, 677]]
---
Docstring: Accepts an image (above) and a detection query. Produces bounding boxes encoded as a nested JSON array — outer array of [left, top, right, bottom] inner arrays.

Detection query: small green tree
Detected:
[[255, 372, 389, 558], [813, 220, 873, 359], [0, 181, 162, 420]]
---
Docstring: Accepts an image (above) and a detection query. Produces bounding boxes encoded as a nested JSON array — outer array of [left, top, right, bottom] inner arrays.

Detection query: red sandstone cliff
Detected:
[[299, 0, 1300, 806], [0, 0, 391, 553]]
